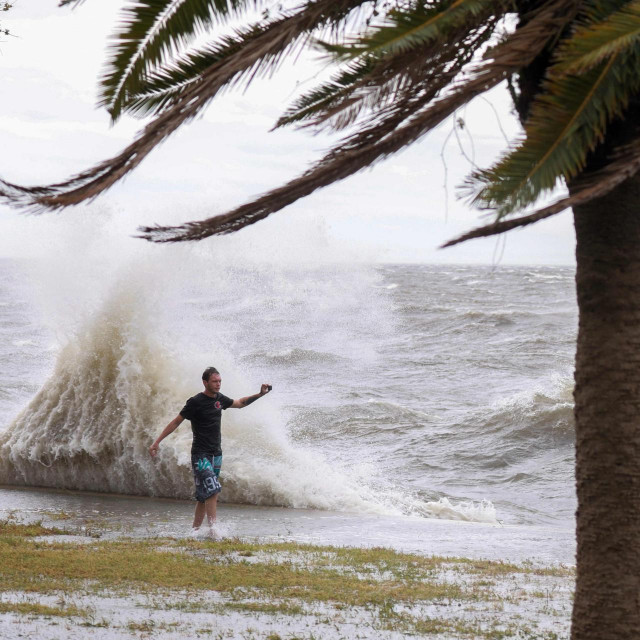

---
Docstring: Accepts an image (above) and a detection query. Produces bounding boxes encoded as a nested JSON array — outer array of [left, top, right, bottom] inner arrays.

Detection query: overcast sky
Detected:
[[0, 1, 576, 265]]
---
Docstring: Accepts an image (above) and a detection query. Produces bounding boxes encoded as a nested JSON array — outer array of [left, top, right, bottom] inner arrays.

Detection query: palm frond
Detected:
[[117, 22, 270, 119], [466, 40, 640, 216], [100, 0, 256, 121], [136, 0, 580, 242], [137, 87, 439, 242], [554, 0, 640, 74], [278, 12, 499, 133], [114, 0, 373, 119], [0, 179, 41, 206], [443, 139, 640, 247], [276, 58, 441, 132], [275, 57, 377, 129], [0, 0, 368, 211], [321, 0, 503, 60]]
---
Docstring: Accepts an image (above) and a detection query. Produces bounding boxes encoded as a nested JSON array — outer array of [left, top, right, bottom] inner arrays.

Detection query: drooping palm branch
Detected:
[[0, 0, 371, 211], [4, 0, 640, 247], [443, 140, 640, 246], [137, 0, 580, 241], [465, 0, 640, 217]]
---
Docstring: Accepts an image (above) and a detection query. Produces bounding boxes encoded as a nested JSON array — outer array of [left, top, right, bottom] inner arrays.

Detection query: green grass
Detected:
[[0, 601, 87, 618], [0, 519, 68, 538], [226, 601, 306, 616], [40, 510, 76, 521], [0, 520, 574, 639], [0, 535, 475, 605], [446, 557, 574, 578]]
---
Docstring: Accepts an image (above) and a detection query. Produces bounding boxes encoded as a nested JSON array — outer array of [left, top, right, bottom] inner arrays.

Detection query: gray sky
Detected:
[[0, 1, 575, 264]]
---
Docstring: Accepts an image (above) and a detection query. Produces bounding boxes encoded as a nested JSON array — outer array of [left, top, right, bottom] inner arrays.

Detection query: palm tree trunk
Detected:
[[571, 173, 640, 639]]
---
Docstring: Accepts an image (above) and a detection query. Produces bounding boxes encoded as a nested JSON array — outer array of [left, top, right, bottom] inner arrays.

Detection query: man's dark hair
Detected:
[[202, 367, 220, 382]]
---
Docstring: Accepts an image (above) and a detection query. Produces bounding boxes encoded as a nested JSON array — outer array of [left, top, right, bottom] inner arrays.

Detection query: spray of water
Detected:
[[0, 207, 498, 522]]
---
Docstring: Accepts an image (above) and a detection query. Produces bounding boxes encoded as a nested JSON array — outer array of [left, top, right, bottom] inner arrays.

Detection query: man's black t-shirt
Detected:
[[180, 392, 233, 456]]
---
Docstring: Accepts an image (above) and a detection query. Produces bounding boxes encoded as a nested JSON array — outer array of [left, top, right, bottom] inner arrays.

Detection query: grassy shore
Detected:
[[0, 517, 573, 639]]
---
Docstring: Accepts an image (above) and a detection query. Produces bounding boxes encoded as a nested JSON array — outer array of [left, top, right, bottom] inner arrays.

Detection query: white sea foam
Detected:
[[12, 340, 36, 347], [0, 215, 507, 525], [422, 497, 498, 523], [488, 375, 575, 438], [0, 270, 496, 524], [0, 284, 373, 511], [365, 398, 437, 421]]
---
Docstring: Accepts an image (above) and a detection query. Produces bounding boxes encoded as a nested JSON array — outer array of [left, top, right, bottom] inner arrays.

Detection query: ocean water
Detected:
[[0, 253, 577, 562]]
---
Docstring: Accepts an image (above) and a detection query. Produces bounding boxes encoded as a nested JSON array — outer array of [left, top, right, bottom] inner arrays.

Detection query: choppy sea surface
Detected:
[[0, 257, 577, 563]]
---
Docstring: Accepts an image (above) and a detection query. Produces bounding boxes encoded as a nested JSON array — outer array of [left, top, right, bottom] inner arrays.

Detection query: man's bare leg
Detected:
[[205, 494, 218, 531], [193, 501, 205, 529], [192, 495, 218, 532]]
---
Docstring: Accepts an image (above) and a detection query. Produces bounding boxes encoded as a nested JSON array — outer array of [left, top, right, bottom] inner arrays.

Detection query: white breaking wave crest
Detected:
[[488, 375, 575, 439], [0, 280, 497, 524], [422, 498, 497, 523], [0, 287, 374, 511], [0, 288, 182, 496]]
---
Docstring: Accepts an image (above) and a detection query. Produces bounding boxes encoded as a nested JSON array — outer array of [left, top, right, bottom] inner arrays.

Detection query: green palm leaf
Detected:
[[554, 0, 640, 74], [321, 0, 503, 60], [275, 58, 377, 129], [466, 45, 640, 216], [117, 1, 373, 119], [120, 24, 268, 119], [100, 0, 254, 121]]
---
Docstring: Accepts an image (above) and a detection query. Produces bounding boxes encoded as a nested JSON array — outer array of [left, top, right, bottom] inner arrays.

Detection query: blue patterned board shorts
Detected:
[[191, 453, 222, 503]]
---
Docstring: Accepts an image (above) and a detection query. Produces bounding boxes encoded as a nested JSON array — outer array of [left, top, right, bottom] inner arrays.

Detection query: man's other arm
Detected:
[[230, 384, 271, 409], [149, 414, 185, 457]]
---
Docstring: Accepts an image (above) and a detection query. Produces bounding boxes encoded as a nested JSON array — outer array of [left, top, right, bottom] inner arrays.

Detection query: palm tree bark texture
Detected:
[[572, 173, 640, 637], [514, 2, 640, 634], [472, 42, 640, 640]]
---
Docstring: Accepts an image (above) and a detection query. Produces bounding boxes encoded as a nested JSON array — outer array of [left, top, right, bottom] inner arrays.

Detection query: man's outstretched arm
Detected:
[[231, 384, 271, 409], [149, 414, 185, 457]]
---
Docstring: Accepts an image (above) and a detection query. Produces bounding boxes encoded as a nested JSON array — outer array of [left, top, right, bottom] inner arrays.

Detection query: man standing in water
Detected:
[[149, 367, 271, 536]]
